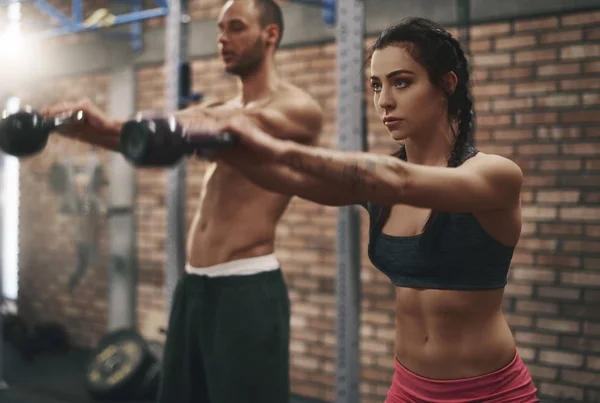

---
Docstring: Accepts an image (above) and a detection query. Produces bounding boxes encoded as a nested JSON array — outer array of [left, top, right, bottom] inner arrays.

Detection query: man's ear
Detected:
[[264, 23, 280, 48]]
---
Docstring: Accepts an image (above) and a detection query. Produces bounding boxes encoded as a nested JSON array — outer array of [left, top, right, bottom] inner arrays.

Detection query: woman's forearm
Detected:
[[221, 154, 362, 206], [275, 141, 409, 205]]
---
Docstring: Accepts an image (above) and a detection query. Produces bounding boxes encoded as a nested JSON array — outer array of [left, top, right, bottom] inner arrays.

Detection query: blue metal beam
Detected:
[[72, 0, 83, 23], [33, 0, 74, 27]]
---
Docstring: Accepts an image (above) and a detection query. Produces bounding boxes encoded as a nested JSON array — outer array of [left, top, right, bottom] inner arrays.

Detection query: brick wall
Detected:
[[470, 12, 600, 402], [9, 7, 600, 403], [16, 74, 113, 348]]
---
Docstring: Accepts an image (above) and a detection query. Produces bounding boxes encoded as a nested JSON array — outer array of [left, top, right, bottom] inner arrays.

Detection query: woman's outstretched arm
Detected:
[[218, 116, 523, 212]]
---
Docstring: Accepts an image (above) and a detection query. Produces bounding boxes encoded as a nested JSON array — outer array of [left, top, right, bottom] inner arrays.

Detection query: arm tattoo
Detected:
[[278, 144, 404, 198]]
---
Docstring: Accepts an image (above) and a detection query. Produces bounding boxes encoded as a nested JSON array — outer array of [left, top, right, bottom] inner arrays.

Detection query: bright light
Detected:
[[0, 1, 24, 61], [5, 96, 21, 114], [2, 154, 20, 301]]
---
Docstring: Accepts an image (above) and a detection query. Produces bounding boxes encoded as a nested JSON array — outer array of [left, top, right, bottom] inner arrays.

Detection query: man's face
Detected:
[[217, 0, 266, 77]]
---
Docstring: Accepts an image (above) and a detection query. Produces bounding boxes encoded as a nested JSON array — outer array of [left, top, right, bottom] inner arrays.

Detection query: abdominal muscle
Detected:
[[394, 286, 517, 380]]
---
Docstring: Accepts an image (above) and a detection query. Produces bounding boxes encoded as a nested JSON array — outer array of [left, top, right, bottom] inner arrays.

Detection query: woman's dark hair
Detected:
[[366, 17, 476, 251]]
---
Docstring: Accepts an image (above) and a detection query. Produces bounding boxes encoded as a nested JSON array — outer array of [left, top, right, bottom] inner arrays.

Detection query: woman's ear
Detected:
[[443, 71, 458, 95]]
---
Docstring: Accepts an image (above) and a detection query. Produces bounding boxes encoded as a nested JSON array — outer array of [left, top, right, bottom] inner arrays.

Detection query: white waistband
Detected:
[[185, 254, 280, 277]]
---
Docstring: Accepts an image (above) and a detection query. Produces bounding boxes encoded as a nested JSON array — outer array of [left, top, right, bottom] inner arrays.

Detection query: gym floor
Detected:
[[1, 342, 325, 403]]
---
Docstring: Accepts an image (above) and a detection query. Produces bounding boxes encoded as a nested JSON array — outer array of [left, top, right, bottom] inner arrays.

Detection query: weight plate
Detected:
[[85, 328, 153, 400]]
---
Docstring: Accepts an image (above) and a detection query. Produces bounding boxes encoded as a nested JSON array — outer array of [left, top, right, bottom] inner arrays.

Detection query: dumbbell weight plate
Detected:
[[0, 111, 50, 157]]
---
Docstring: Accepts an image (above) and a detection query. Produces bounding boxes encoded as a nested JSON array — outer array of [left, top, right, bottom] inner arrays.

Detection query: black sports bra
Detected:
[[364, 147, 515, 290]]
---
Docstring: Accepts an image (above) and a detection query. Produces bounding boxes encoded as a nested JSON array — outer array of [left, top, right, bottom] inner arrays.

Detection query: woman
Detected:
[[215, 17, 539, 402]]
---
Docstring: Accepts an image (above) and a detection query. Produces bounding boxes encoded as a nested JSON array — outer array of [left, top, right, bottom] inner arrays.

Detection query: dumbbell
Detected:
[[0, 109, 84, 157], [119, 115, 238, 167]]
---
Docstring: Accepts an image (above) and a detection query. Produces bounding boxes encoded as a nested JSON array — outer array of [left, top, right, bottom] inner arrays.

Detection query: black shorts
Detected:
[[157, 268, 291, 403]]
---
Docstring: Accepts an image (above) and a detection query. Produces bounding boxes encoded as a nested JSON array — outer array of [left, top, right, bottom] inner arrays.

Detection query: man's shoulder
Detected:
[[273, 82, 323, 121]]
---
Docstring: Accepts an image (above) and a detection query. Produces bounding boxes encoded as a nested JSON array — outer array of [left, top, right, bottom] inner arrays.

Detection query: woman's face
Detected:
[[370, 44, 448, 143]]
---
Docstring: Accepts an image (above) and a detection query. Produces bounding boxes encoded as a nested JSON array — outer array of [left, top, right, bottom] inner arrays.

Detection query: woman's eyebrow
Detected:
[[370, 69, 416, 80]]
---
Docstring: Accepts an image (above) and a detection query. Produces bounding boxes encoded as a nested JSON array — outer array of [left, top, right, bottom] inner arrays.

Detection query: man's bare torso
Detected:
[[185, 83, 318, 267]]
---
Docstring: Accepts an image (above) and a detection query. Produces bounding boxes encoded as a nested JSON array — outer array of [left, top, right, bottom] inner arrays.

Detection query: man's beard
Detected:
[[226, 37, 265, 78]]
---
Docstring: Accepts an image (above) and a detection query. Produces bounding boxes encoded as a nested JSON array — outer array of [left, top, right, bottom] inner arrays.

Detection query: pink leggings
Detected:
[[385, 351, 539, 403]]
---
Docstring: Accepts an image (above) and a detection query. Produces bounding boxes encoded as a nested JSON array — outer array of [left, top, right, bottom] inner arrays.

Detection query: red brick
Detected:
[[586, 27, 600, 40], [537, 126, 581, 140], [494, 129, 534, 142], [515, 49, 557, 64], [587, 127, 600, 137], [504, 313, 533, 328], [536, 254, 581, 268], [540, 29, 583, 44], [515, 300, 558, 315], [472, 83, 511, 98], [589, 356, 600, 371], [505, 283, 532, 297], [587, 159, 600, 171], [584, 61, 600, 73], [561, 111, 600, 123], [477, 114, 512, 128], [511, 252, 534, 264], [518, 144, 559, 155], [538, 223, 583, 235], [584, 321, 600, 336], [492, 98, 534, 111], [517, 238, 557, 251], [584, 289, 600, 303], [538, 191, 580, 204], [495, 35, 536, 50], [562, 271, 600, 286], [526, 364, 558, 380], [561, 44, 600, 60], [540, 382, 584, 400], [489, 66, 535, 81], [514, 17, 558, 32], [537, 62, 581, 77], [564, 240, 600, 253], [582, 94, 600, 107], [585, 193, 600, 203], [561, 78, 600, 90], [560, 175, 600, 188], [477, 144, 514, 156], [516, 112, 559, 125], [586, 226, 600, 237], [540, 349, 584, 367], [469, 39, 491, 52], [562, 11, 600, 26], [523, 175, 557, 187], [537, 286, 581, 301], [514, 80, 557, 95], [536, 94, 580, 108], [538, 159, 581, 171], [560, 207, 600, 221], [515, 330, 558, 346], [511, 266, 556, 282], [473, 53, 512, 67], [470, 22, 511, 39]]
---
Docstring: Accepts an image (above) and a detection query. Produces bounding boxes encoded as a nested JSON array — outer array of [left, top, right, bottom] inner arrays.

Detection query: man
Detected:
[[42, 1, 324, 402]]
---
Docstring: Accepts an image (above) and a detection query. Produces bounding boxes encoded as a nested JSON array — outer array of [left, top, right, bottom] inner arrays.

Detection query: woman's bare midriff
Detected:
[[394, 286, 516, 380]]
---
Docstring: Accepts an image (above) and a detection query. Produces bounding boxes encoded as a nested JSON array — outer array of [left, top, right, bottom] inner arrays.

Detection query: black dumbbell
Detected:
[[0, 109, 84, 157], [119, 116, 238, 167]]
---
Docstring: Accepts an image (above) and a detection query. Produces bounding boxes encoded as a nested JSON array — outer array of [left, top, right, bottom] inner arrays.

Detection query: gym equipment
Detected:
[[1, 314, 34, 362], [85, 328, 156, 401], [119, 116, 238, 167], [0, 109, 84, 157]]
